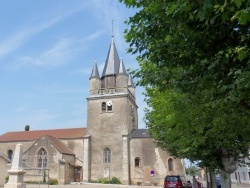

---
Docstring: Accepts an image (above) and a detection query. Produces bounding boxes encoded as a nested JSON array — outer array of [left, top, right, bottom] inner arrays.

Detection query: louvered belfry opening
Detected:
[[101, 75, 116, 89]]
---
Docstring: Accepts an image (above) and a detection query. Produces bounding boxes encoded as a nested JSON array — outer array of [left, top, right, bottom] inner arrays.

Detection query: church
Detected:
[[0, 36, 185, 185]]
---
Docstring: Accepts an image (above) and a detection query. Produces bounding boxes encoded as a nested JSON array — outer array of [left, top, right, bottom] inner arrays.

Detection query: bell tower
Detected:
[[85, 36, 138, 184]]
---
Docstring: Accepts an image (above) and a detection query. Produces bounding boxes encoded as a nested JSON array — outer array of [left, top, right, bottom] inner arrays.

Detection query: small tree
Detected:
[[25, 125, 30, 131]]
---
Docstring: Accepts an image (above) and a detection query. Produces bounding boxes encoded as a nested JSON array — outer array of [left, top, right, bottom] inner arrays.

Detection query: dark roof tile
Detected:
[[130, 129, 150, 138]]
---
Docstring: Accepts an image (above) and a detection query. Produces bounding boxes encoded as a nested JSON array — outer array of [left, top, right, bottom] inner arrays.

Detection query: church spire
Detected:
[[101, 36, 120, 78], [128, 74, 135, 87], [128, 74, 135, 97], [89, 62, 100, 79], [89, 61, 100, 95], [118, 58, 126, 75]]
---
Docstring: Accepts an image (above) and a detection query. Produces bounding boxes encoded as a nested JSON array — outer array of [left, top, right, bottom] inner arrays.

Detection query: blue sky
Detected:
[[0, 0, 147, 134]]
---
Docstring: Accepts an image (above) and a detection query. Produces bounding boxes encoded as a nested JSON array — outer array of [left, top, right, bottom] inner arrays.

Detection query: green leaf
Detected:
[[232, 0, 242, 8]]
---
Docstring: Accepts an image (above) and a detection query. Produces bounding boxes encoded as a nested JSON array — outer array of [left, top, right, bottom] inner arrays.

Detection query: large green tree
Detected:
[[120, 0, 250, 172]]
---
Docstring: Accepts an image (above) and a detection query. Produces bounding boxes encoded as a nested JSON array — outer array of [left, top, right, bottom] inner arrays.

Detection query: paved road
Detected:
[[2, 182, 250, 188], [24, 183, 161, 188], [22, 182, 250, 188]]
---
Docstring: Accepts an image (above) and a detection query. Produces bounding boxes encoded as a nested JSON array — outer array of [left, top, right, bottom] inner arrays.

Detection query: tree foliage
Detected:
[[25, 125, 30, 131], [186, 166, 198, 176], [120, 0, 250, 170]]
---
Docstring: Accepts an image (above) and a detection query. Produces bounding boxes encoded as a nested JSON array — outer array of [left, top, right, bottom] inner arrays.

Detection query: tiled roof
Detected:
[[130, 129, 150, 138], [43, 135, 75, 155], [0, 128, 86, 142]]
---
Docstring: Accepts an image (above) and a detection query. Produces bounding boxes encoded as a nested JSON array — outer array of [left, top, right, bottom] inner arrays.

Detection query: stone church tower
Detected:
[[83, 36, 136, 184], [83, 36, 185, 185]]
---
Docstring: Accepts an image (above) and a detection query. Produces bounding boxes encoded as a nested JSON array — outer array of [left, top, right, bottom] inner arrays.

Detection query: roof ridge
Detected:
[[0, 128, 86, 142], [3, 127, 85, 134]]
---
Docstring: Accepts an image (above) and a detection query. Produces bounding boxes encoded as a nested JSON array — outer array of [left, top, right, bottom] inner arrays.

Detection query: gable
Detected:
[[24, 135, 75, 156]]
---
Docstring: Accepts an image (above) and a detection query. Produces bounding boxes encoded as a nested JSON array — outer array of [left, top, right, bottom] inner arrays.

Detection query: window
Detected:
[[103, 148, 111, 163], [102, 101, 113, 112], [102, 102, 106, 111], [7, 150, 13, 161], [107, 105, 112, 111], [168, 158, 174, 171], [37, 148, 47, 168], [135, 157, 140, 167]]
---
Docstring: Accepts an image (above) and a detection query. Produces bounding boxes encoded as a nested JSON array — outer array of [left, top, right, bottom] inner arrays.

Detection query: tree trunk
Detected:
[[206, 169, 217, 188], [220, 170, 231, 188]]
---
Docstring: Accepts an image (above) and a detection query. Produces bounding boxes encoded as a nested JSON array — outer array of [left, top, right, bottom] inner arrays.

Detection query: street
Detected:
[[2, 181, 250, 188]]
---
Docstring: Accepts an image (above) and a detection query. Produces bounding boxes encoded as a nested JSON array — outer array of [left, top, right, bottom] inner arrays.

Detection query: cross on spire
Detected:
[[112, 20, 114, 37]]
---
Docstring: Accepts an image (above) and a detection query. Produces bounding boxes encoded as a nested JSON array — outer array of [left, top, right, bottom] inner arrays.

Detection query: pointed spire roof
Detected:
[[118, 58, 127, 75], [101, 37, 120, 78], [128, 74, 135, 87], [89, 62, 100, 79]]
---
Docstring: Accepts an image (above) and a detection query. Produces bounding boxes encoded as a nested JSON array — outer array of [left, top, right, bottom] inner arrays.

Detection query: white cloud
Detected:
[[17, 38, 78, 67], [0, 30, 30, 58], [15, 30, 105, 68], [85, 30, 104, 41], [0, 4, 87, 59]]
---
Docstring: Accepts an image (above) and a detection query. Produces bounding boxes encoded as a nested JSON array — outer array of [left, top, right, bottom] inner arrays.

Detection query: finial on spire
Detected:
[[112, 20, 114, 37]]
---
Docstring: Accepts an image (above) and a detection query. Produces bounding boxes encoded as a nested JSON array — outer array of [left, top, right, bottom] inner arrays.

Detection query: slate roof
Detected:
[[89, 62, 100, 79], [128, 74, 135, 87], [0, 128, 86, 142], [101, 37, 120, 78], [118, 59, 127, 75], [130, 129, 150, 138]]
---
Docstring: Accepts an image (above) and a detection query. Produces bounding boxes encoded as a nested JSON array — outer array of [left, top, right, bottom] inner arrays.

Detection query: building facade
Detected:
[[230, 160, 250, 186], [0, 153, 11, 187], [0, 36, 185, 185]]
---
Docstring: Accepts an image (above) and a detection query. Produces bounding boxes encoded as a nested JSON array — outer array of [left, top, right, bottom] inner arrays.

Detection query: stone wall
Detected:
[[0, 157, 9, 186], [130, 137, 185, 186], [87, 96, 133, 183]]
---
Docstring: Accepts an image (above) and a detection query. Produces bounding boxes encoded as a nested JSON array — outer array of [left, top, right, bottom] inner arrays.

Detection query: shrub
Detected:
[[49, 178, 58, 185], [5, 176, 9, 183], [98, 177, 109, 184], [97, 177, 121, 184], [88, 180, 99, 183], [110, 177, 121, 184], [25, 180, 41, 184]]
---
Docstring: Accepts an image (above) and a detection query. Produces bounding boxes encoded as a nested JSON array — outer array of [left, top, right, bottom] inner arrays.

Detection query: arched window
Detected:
[[102, 102, 106, 111], [7, 150, 13, 161], [103, 148, 111, 163], [37, 148, 47, 168], [168, 158, 174, 171], [135, 157, 140, 167]]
